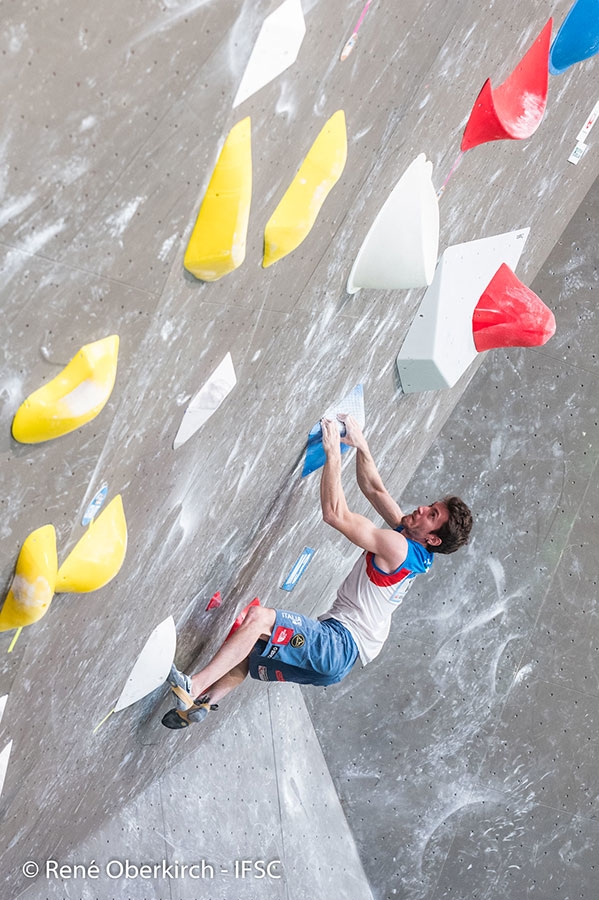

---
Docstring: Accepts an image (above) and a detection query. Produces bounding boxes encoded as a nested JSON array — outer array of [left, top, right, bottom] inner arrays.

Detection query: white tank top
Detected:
[[319, 537, 433, 665]]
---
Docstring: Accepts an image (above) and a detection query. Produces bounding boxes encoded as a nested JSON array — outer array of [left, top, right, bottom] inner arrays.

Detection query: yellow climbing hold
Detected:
[[12, 335, 120, 444], [184, 117, 252, 281], [56, 495, 128, 593], [263, 109, 347, 268], [0, 525, 58, 631]]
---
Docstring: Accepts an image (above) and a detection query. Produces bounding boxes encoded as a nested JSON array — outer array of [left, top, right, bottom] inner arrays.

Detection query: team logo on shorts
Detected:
[[258, 665, 270, 681], [275, 670, 286, 681], [290, 633, 305, 648], [273, 626, 293, 645], [280, 611, 302, 626]]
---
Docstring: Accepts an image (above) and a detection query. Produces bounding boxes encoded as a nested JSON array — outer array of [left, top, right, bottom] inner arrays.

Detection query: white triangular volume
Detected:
[[322, 384, 365, 428], [396, 228, 530, 393], [173, 352, 237, 449], [233, 0, 306, 108], [114, 616, 177, 712], [0, 741, 12, 799], [0, 695, 7, 725], [347, 154, 440, 293]]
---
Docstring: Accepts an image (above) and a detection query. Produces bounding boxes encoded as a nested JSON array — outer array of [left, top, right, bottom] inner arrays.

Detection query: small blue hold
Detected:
[[81, 483, 108, 527], [281, 547, 316, 591]]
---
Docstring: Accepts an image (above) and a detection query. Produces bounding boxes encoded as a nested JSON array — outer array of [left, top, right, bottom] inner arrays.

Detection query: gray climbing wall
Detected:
[[18, 686, 374, 900], [305, 176, 599, 899]]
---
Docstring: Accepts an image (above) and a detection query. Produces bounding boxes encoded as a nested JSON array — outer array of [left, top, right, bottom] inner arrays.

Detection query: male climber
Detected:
[[162, 415, 472, 728]]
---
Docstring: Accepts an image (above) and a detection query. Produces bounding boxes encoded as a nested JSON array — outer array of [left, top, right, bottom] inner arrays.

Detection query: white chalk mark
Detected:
[[106, 197, 143, 239], [61, 380, 108, 417], [19, 219, 66, 256], [158, 234, 177, 261], [486, 555, 506, 599], [0, 192, 37, 229], [131, 0, 216, 45], [79, 115, 96, 132], [514, 662, 534, 683]]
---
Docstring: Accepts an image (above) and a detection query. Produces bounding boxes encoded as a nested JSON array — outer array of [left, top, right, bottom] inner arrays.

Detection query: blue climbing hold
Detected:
[[301, 384, 365, 478], [81, 483, 109, 526], [549, 0, 599, 75], [302, 421, 351, 477]]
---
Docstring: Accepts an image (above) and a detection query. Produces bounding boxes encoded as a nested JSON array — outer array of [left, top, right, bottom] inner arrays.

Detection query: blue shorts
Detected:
[[248, 610, 358, 686]]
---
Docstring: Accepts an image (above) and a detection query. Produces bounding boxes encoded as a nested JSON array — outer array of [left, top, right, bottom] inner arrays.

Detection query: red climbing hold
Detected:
[[461, 19, 552, 151], [225, 597, 261, 641], [206, 591, 222, 611], [472, 263, 556, 351]]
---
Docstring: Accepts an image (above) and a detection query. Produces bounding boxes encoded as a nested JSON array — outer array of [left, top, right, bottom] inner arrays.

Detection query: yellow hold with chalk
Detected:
[[263, 110, 347, 267], [184, 117, 252, 281], [0, 525, 57, 631], [12, 336, 119, 444]]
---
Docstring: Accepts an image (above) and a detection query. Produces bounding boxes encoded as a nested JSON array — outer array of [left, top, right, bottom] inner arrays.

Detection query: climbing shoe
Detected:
[[161, 695, 216, 730], [167, 663, 193, 709]]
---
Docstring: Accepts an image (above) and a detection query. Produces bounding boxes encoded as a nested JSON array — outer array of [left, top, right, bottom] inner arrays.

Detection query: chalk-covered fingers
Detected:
[[337, 413, 367, 451], [320, 417, 342, 457]]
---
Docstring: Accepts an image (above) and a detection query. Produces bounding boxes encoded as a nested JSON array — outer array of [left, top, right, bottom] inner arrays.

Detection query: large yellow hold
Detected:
[[263, 109, 347, 267], [184, 117, 252, 281], [12, 335, 119, 444], [56, 495, 128, 593], [0, 525, 58, 631]]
